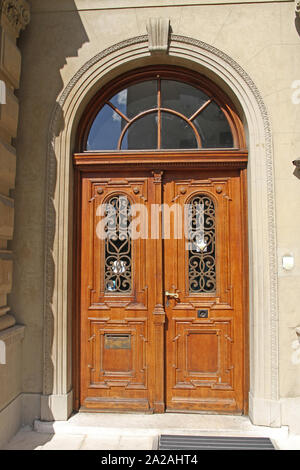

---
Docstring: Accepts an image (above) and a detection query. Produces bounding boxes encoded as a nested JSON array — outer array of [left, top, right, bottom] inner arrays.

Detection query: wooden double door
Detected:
[[78, 166, 247, 414]]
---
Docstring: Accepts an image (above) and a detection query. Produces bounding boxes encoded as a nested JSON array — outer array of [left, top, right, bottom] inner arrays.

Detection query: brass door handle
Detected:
[[165, 291, 179, 299]]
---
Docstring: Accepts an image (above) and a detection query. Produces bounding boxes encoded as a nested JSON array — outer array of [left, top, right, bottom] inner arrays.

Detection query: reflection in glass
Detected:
[[161, 112, 197, 149], [161, 80, 209, 118], [110, 80, 157, 119], [193, 101, 233, 148], [87, 104, 124, 151], [121, 113, 158, 150]]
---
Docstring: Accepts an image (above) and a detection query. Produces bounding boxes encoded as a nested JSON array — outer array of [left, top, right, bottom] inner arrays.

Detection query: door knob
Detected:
[[165, 291, 179, 299]]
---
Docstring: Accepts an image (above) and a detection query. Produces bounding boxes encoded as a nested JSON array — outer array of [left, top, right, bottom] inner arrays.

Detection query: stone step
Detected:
[[34, 412, 289, 441]]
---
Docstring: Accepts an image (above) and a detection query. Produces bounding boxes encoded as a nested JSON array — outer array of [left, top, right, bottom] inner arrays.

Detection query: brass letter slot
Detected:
[[104, 334, 131, 350]]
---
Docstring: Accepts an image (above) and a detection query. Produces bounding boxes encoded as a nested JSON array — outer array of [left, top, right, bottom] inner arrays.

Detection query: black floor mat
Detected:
[[159, 435, 275, 450]]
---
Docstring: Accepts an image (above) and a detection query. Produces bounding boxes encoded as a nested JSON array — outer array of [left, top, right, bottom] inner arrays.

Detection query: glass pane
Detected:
[[161, 112, 197, 149], [187, 195, 216, 294], [161, 80, 209, 118], [86, 104, 125, 150], [121, 113, 157, 150], [110, 80, 157, 119], [104, 195, 132, 294], [193, 101, 233, 148]]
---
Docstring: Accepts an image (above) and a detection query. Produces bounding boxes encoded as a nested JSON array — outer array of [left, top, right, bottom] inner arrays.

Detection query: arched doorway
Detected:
[[73, 66, 248, 414]]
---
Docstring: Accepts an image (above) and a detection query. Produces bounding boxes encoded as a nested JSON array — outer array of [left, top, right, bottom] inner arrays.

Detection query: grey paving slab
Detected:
[[34, 412, 289, 441], [2, 413, 300, 450], [38, 434, 85, 450], [2, 429, 54, 450]]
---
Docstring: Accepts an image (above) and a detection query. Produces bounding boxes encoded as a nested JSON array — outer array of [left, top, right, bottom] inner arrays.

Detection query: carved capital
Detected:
[[146, 18, 170, 55], [293, 157, 300, 167], [152, 170, 163, 184], [0, 0, 30, 38], [296, 0, 300, 17]]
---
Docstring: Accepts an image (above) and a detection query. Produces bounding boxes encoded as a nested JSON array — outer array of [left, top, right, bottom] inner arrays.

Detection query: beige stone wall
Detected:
[[0, 0, 29, 330], [8, 0, 300, 429], [0, 0, 30, 446], [0, 326, 24, 411], [0, 28, 18, 332]]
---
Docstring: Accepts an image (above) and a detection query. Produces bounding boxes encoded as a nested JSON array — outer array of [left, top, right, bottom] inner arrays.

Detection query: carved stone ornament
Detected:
[[293, 157, 300, 167], [146, 17, 170, 54], [296, 0, 300, 17], [0, 0, 30, 37]]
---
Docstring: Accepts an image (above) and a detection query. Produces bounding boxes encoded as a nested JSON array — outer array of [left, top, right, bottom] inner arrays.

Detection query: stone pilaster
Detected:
[[0, 0, 30, 332]]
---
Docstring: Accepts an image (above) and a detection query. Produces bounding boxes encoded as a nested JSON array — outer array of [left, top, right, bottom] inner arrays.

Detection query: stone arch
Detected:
[[42, 34, 279, 426]]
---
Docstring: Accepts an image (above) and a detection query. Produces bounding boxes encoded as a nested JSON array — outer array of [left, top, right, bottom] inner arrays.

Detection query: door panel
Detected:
[[163, 171, 244, 413]]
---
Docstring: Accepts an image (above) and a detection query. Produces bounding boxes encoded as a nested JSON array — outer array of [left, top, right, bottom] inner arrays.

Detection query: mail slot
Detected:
[[104, 334, 131, 350]]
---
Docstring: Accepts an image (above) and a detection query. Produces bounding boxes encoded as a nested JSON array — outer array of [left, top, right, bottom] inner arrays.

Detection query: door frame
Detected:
[[72, 150, 249, 414], [42, 35, 279, 424]]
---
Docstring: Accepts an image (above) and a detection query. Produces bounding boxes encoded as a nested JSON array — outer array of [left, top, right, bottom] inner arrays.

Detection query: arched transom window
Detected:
[[81, 68, 243, 152]]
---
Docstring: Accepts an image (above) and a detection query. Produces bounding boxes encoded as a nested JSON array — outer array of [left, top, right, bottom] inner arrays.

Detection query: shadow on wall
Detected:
[[295, 14, 300, 36], [293, 167, 300, 180], [10, 0, 89, 426]]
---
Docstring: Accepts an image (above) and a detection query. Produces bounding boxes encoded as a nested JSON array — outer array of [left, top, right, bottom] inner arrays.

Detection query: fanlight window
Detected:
[[86, 78, 234, 151]]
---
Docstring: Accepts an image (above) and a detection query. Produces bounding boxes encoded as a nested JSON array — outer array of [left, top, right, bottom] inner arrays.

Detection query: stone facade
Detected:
[[0, 0, 300, 447], [0, 0, 29, 330], [0, 0, 30, 447]]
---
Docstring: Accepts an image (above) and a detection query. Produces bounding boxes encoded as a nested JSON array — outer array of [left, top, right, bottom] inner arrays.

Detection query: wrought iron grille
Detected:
[[104, 195, 132, 293], [187, 194, 216, 293]]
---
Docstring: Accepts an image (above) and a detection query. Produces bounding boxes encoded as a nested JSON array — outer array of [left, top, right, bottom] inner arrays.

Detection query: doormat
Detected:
[[158, 435, 275, 450]]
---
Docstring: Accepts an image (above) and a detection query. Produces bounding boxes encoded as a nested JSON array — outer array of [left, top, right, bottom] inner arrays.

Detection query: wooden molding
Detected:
[[74, 150, 248, 168]]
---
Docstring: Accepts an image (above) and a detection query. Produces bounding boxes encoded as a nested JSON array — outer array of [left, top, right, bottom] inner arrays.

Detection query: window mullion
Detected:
[[106, 101, 130, 123], [157, 77, 161, 149], [189, 99, 212, 122]]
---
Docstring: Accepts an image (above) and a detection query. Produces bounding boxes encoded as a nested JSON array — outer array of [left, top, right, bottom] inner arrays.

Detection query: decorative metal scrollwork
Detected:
[[187, 194, 216, 293], [104, 195, 132, 293]]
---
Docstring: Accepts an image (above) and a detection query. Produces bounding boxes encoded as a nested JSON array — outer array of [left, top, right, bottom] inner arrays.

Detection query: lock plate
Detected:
[[197, 309, 209, 318]]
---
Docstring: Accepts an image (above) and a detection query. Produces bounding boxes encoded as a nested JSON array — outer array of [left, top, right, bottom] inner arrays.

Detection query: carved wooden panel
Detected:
[[88, 177, 149, 310], [88, 319, 148, 390], [80, 172, 157, 412], [165, 176, 234, 308], [172, 318, 233, 390]]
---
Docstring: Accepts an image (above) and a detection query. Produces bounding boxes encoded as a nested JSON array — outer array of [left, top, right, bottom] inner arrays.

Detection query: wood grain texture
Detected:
[[163, 170, 245, 413], [75, 165, 248, 414]]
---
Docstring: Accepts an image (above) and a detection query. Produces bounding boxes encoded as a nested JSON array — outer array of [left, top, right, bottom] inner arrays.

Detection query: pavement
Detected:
[[1, 412, 300, 450]]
